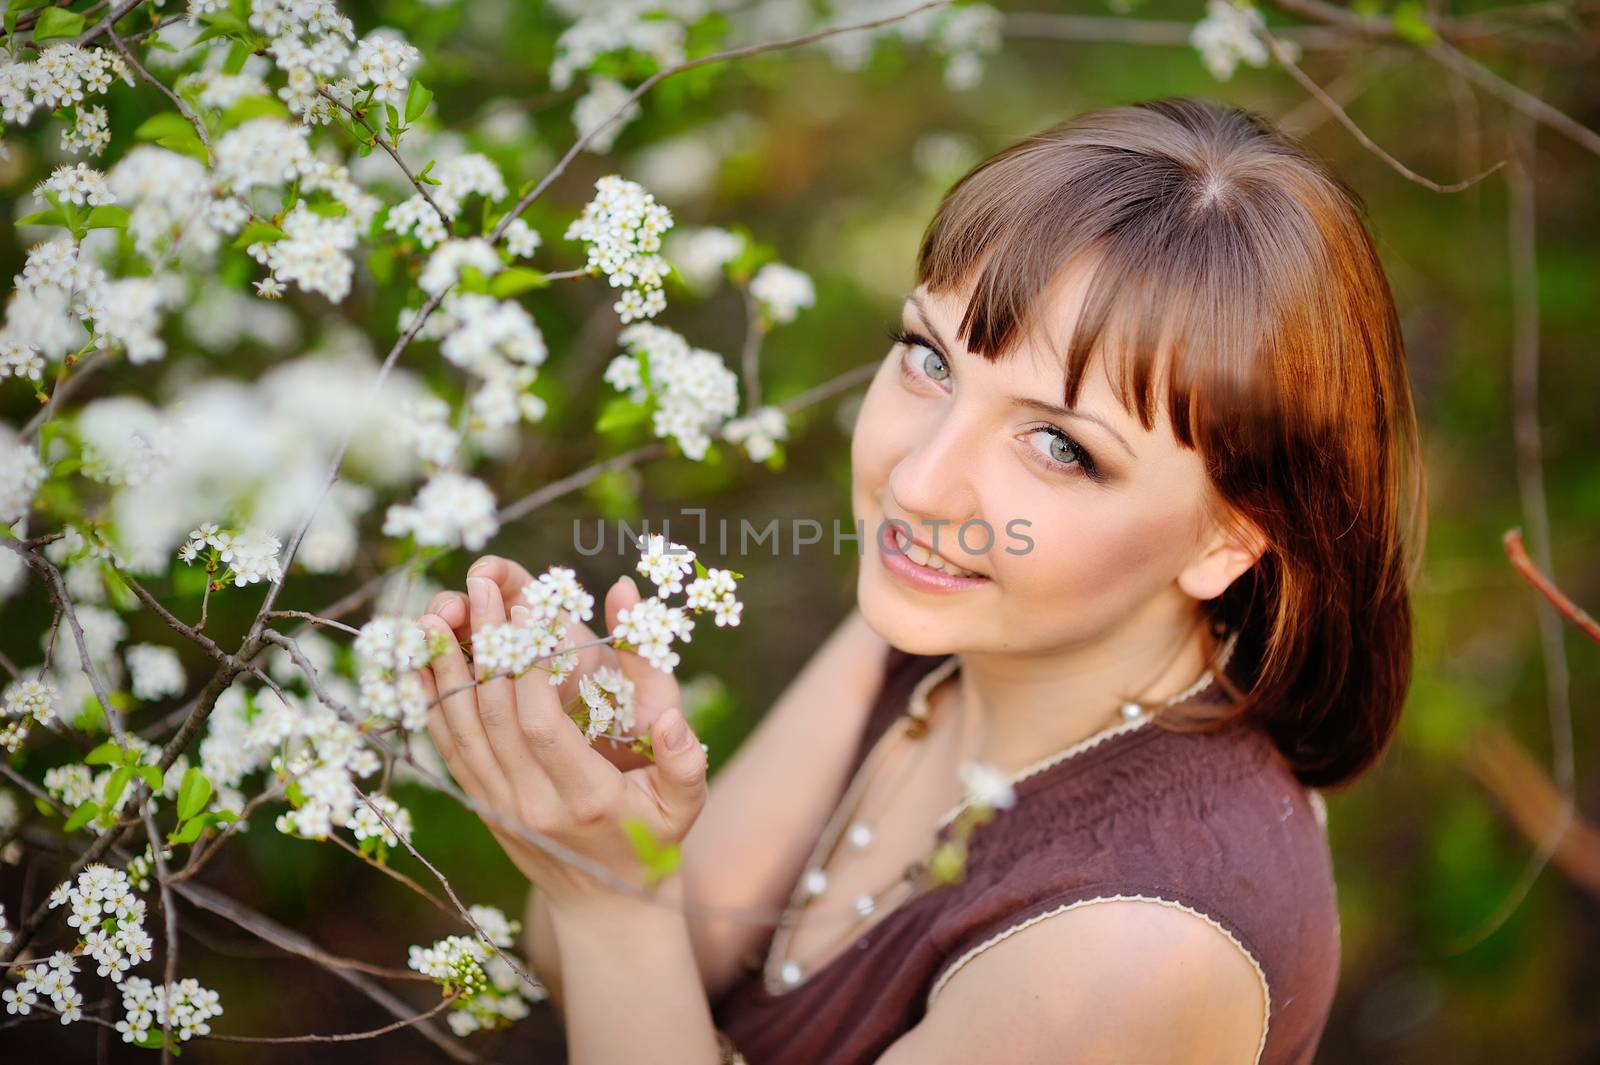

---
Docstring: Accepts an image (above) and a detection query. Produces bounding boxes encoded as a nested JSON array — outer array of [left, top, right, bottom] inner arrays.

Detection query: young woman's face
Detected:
[[850, 270, 1226, 657]]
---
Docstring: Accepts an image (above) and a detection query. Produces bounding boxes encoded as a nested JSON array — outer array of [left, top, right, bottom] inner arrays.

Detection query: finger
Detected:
[[643, 705, 708, 836], [419, 610, 514, 810], [510, 603, 622, 812], [468, 554, 538, 610], [426, 590, 468, 638], [607, 576, 681, 733], [467, 577, 560, 808], [418, 659, 482, 796]]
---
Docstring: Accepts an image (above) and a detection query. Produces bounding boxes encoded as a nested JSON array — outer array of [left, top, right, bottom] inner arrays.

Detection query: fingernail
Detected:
[[510, 604, 529, 624], [661, 707, 692, 751], [620, 575, 639, 595], [468, 576, 490, 612]]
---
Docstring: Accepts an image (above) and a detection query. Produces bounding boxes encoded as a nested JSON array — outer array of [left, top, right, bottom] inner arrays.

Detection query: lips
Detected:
[[889, 526, 985, 579]]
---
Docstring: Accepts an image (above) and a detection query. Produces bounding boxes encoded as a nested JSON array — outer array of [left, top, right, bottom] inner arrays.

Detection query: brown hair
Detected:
[[914, 96, 1426, 790]]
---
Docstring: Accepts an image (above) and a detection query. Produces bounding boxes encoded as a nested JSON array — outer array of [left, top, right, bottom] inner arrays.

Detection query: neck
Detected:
[[952, 607, 1220, 775]]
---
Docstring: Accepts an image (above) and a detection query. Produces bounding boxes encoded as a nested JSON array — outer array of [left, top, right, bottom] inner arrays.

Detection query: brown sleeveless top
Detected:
[[709, 646, 1341, 1065]]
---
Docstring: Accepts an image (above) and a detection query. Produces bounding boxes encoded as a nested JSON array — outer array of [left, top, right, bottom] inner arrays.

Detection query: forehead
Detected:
[[906, 264, 1173, 426]]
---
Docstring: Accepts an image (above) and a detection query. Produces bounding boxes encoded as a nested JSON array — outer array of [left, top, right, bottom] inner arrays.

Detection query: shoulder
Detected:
[[879, 895, 1268, 1065]]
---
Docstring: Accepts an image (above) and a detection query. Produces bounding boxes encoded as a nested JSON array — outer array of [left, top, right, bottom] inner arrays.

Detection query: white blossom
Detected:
[[664, 226, 744, 292], [125, 644, 186, 701], [573, 76, 642, 154], [420, 237, 503, 297], [958, 760, 1017, 810], [611, 594, 694, 674], [604, 323, 740, 460], [383, 471, 500, 550], [749, 262, 815, 324], [564, 175, 674, 323], [722, 405, 789, 463], [1189, 0, 1293, 81]]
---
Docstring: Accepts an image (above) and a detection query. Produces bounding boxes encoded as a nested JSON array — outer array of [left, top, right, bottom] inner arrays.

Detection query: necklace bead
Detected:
[[853, 893, 876, 918], [1119, 700, 1145, 721], [801, 867, 828, 897], [846, 821, 873, 849], [779, 960, 803, 987]]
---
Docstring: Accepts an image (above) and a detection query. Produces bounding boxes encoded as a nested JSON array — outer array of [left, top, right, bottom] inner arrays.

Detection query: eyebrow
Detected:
[[904, 292, 1137, 460]]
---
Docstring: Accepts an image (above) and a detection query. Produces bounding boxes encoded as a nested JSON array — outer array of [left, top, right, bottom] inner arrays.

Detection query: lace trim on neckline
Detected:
[[909, 655, 1176, 834]]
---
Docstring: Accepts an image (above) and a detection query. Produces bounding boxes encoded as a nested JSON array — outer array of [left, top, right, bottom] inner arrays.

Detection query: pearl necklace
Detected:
[[763, 629, 1241, 994]]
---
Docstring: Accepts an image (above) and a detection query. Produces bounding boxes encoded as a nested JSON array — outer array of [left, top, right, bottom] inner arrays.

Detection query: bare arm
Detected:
[[523, 605, 891, 1008]]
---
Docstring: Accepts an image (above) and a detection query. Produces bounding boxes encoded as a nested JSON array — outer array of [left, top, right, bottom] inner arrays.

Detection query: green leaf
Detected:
[[595, 396, 650, 434], [219, 95, 290, 129], [404, 79, 434, 124], [456, 264, 490, 294], [85, 741, 123, 766], [35, 797, 55, 817], [134, 112, 197, 143], [65, 801, 100, 832], [177, 767, 212, 821], [416, 159, 440, 185], [232, 221, 288, 249], [385, 101, 402, 143], [32, 7, 87, 41], [84, 204, 130, 231], [169, 817, 206, 845], [16, 207, 67, 227], [103, 766, 134, 811], [488, 268, 549, 298], [620, 817, 681, 886], [285, 779, 306, 807], [304, 199, 347, 217], [1390, 0, 1437, 43], [223, 38, 252, 75], [137, 765, 166, 792]]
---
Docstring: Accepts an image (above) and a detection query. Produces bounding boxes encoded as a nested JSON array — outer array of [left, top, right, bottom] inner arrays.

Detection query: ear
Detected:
[[1177, 507, 1267, 602]]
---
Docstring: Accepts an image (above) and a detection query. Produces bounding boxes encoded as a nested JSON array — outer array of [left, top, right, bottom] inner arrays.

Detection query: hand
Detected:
[[421, 554, 682, 772], [415, 567, 707, 912]]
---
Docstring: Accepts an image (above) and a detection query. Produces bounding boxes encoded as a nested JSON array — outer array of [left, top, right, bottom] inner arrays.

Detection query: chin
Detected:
[[854, 558, 964, 658]]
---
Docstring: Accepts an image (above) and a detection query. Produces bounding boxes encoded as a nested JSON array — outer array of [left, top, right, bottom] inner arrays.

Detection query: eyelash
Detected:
[[882, 324, 1104, 482]]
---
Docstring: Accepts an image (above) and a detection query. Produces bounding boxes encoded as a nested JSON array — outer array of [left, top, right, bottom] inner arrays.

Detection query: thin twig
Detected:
[[203, 992, 458, 1045]]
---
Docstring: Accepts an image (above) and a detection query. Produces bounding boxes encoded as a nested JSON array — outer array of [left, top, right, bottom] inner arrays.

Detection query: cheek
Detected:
[[996, 486, 1200, 602], [850, 363, 907, 489]]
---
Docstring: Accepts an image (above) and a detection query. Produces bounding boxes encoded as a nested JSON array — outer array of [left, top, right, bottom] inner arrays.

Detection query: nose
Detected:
[[885, 405, 982, 548]]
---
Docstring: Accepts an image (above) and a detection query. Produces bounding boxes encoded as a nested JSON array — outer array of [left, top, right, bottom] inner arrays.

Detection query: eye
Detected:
[[1024, 425, 1102, 481], [884, 326, 949, 385]]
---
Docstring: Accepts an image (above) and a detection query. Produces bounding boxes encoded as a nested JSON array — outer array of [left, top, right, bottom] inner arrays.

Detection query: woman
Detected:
[[415, 95, 1425, 1065]]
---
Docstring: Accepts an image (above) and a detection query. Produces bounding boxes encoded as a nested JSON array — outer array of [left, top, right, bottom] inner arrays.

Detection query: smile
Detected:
[[879, 526, 991, 590]]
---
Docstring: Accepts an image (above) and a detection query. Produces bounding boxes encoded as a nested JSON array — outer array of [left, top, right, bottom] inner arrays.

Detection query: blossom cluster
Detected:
[[382, 470, 501, 551], [469, 564, 595, 686], [384, 153, 510, 247], [612, 534, 744, 674], [2, 675, 59, 753], [352, 613, 441, 733], [0, 43, 133, 128], [407, 905, 547, 1037], [1188, 0, 1300, 80], [603, 323, 740, 460], [564, 175, 674, 323], [177, 522, 285, 588], [748, 262, 816, 325], [47, 865, 154, 987], [116, 975, 224, 1045], [4, 951, 82, 1023]]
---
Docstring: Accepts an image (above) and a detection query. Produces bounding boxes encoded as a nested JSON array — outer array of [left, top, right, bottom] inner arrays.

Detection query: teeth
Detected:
[[895, 528, 980, 578]]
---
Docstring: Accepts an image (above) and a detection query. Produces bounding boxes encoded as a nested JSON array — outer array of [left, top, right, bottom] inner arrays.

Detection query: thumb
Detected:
[[647, 706, 707, 829]]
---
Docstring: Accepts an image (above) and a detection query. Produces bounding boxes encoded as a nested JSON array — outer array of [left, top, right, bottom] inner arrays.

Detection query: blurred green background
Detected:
[[2, 0, 1597, 1061]]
